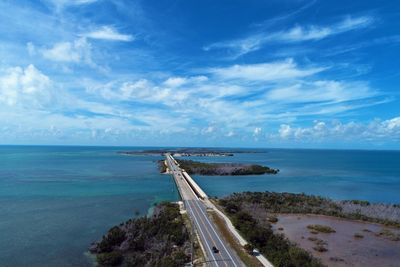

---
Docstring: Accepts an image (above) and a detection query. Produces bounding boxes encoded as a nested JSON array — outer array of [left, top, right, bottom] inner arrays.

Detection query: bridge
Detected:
[[165, 154, 243, 267]]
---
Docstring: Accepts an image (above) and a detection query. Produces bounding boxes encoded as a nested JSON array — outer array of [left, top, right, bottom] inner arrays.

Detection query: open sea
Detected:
[[0, 145, 399, 266]]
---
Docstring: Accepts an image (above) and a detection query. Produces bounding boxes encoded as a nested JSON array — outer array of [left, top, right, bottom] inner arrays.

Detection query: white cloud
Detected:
[[0, 64, 52, 107], [84, 26, 133, 42], [163, 77, 187, 87], [253, 127, 262, 136], [27, 42, 36, 56], [279, 124, 292, 138], [202, 126, 215, 134], [226, 131, 235, 137], [163, 76, 208, 88], [83, 58, 384, 135], [47, 0, 98, 10], [276, 117, 400, 141], [266, 80, 375, 104], [275, 16, 373, 43], [42, 38, 92, 64], [208, 58, 325, 81], [205, 16, 374, 57]]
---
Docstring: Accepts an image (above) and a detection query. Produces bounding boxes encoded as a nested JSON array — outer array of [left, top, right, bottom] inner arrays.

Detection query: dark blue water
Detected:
[[0, 146, 399, 266]]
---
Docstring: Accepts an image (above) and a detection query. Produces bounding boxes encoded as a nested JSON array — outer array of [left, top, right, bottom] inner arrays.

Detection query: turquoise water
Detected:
[[0, 146, 400, 266], [0, 146, 179, 267], [190, 149, 400, 203]]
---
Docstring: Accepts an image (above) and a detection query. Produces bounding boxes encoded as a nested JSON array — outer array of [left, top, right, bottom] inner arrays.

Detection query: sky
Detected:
[[0, 0, 399, 149]]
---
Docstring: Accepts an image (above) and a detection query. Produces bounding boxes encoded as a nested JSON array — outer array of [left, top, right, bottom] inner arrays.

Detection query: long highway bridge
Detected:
[[165, 154, 244, 267]]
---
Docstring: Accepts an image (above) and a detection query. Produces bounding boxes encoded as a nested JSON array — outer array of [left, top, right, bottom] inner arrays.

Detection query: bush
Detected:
[[243, 243, 254, 254], [354, 233, 364, 239], [98, 226, 126, 252], [220, 206, 323, 266], [307, 224, 336, 233], [97, 251, 123, 266]]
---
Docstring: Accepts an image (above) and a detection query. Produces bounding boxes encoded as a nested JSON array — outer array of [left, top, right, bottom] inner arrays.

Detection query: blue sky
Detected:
[[0, 0, 399, 148]]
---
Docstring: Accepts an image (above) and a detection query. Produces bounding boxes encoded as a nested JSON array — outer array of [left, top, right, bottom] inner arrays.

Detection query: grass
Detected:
[[307, 224, 336, 233], [376, 229, 400, 241], [208, 211, 263, 267]]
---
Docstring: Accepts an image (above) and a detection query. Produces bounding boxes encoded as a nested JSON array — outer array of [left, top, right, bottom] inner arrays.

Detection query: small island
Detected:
[[89, 202, 192, 267], [116, 148, 261, 157], [175, 159, 279, 175]]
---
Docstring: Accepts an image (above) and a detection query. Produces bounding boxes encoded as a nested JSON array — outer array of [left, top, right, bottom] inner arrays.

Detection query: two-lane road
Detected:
[[165, 154, 243, 267]]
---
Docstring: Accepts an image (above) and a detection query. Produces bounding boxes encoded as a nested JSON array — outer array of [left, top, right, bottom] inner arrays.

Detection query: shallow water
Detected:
[[0, 146, 179, 267], [0, 146, 399, 266], [273, 214, 400, 267]]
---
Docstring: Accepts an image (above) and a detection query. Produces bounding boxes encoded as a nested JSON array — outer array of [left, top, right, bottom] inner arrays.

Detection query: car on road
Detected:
[[212, 246, 219, 253]]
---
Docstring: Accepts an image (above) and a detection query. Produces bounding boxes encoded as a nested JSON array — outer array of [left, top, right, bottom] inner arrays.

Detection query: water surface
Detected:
[[1, 146, 399, 266]]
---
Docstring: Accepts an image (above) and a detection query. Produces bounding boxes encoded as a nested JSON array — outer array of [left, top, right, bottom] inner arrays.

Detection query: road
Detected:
[[165, 154, 243, 267]]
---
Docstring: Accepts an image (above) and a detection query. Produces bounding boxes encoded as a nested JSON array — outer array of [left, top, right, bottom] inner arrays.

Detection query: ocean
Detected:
[[0, 146, 399, 266]]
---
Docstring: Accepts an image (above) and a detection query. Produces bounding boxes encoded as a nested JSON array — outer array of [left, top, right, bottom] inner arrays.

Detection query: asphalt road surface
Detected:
[[166, 154, 243, 267]]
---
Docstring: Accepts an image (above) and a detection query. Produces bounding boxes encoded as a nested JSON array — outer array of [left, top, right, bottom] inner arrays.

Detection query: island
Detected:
[[89, 202, 192, 267], [172, 159, 279, 175], [117, 148, 261, 157]]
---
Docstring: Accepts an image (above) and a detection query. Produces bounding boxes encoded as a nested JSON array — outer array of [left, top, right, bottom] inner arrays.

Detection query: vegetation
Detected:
[[307, 225, 336, 234], [344, 200, 370, 206], [217, 191, 400, 266], [157, 160, 167, 173], [90, 202, 191, 267], [377, 229, 400, 241], [312, 245, 328, 253], [176, 159, 279, 176], [219, 191, 400, 228], [243, 243, 255, 254], [209, 211, 263, 267], [218, 200, 324, 266], [354, 233, 364, 239]]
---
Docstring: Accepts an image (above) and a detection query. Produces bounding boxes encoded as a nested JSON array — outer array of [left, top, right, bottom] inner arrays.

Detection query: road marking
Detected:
[[186, 200, 219, 266], [191, 199, 230, 267], [167, 155, 238, 267], [194, 198, 239, 267]]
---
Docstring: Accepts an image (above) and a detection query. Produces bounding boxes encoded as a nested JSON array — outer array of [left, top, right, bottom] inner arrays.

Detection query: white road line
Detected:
[[186, 200, 219, 266], [168, 155, 230, 267], [193, 200, 239, 267]]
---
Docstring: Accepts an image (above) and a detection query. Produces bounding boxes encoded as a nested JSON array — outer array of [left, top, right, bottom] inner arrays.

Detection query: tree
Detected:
[[243, 243, 254, 254]]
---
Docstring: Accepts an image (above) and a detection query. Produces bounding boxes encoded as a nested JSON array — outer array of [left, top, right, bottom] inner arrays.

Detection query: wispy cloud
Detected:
[[205, 16, 374, 58], [46, 0, 99, 10], [207, 58, 325, 81], [84, 26, 134, 42]]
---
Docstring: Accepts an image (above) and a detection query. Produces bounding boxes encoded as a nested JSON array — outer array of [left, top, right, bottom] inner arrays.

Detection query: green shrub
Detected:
[[97, 251, 123, 266], [307, 224, 336, 233]]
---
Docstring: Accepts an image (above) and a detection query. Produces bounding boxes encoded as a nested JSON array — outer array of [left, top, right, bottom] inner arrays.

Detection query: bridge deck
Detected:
[[165, 154, 243, 267]]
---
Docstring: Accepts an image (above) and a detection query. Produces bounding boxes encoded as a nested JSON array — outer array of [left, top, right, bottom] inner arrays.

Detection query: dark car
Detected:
[[212, 246, 219, 253]]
